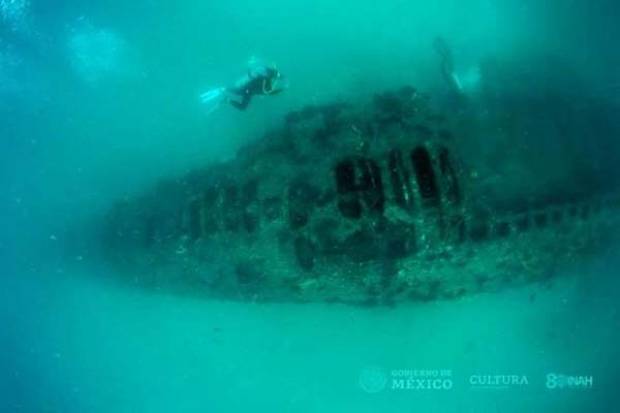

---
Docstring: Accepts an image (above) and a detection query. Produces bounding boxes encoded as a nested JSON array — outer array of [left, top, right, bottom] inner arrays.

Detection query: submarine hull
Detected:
[[102, 87, 620, 304]]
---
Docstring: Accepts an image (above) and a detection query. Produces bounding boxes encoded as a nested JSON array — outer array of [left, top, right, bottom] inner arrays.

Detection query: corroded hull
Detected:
[[102, 87, 620, 304]]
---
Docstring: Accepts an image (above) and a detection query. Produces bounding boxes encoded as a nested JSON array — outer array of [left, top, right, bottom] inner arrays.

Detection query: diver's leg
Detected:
[[229, 94, 252, 111]]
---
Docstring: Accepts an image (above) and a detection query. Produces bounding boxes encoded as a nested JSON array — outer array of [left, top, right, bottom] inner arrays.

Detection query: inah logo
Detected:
[[546, 373, 593, 390]]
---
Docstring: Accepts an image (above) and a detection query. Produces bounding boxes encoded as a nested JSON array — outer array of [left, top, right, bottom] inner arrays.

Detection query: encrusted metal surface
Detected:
[[102, 87, 620, 304]]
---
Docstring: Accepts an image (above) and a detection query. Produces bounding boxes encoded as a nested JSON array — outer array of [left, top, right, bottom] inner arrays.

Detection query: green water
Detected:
[[2, 0, 620, 411]]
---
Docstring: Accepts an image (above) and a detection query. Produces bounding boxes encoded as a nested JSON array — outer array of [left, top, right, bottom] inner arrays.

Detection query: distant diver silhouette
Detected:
[[200, 58, 287, 113], [433, 36, 463, 95]]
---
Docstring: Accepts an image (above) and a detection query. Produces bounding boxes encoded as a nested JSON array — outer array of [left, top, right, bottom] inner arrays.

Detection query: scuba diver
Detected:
[[433, 36, 463, 97], [200, 59, 287, 113], [432, 36, 485, 111]]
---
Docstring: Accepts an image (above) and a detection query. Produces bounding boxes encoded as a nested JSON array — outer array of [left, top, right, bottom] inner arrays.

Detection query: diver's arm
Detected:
[[262, 77, 287, 95], [262, 79, 274, 94], [266, 87, 285, 95]]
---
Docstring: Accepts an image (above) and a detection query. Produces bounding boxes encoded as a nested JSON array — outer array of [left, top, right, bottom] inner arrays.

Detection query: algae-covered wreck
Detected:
[[102, 86, 620, 304]]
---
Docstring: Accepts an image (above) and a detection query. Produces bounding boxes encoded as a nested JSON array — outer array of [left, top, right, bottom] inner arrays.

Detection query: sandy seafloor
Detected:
[[2, 247, 619, 412]]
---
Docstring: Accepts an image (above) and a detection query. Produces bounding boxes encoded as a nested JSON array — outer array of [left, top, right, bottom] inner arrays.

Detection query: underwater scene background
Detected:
[[2, 0, 620, 411]]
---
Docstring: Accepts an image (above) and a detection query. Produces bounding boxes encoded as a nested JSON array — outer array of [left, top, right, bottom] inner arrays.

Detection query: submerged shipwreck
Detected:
[[102, 84, 620, 305]]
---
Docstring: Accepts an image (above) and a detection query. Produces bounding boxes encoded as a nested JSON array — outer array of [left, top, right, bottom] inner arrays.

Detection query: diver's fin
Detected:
[[200, 87, 226, 103], [199, 87, 227, 114]]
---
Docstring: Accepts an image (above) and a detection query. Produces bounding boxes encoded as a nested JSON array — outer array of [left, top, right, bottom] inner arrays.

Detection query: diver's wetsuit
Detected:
[[433, 37, 468, 111], [227, 67, 283, 111], [434, 37, 459, 94]]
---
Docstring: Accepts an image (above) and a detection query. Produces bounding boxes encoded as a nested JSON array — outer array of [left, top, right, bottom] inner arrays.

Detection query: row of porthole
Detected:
[[463, 197, 616, 244]]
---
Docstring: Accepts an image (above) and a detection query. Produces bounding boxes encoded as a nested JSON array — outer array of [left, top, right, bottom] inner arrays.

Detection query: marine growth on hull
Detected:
[[102, 86, 620, 305]]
